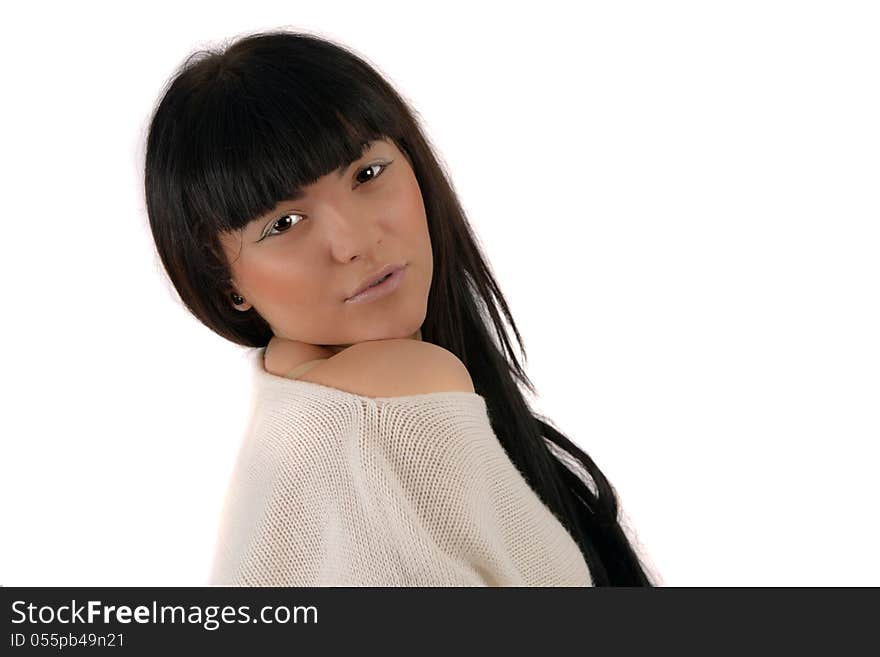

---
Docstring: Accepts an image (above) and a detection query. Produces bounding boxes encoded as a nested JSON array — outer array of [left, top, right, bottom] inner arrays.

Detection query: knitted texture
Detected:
[[208, 349, 593, 587]]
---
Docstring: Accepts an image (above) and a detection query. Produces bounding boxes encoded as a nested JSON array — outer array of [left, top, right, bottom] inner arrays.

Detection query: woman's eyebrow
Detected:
[[253, 140, 375, 223], [284, 140, 374, 201], [337, 140, 374, 178]]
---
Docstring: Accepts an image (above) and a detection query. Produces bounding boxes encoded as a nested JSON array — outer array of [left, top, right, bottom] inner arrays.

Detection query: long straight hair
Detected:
[[144, 29, 658, 585]]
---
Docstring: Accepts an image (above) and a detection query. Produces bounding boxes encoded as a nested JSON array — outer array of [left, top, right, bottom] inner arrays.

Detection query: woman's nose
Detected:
[[319, 204, 382, 262]]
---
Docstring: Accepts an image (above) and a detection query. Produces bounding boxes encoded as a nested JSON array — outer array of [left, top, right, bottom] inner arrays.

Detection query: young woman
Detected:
[[144, 30, 658, 586]]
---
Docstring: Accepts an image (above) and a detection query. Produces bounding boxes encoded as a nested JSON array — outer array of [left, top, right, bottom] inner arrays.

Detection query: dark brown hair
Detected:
[[144, 29, 656, 585]]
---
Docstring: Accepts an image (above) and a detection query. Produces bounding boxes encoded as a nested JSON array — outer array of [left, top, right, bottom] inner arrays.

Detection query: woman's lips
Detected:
[[347, 262, 406, 298], [344, 265, 407, 304]]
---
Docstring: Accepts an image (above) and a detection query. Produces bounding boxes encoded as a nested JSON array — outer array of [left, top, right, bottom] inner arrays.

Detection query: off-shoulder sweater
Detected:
[[207, 348, 593, 587]]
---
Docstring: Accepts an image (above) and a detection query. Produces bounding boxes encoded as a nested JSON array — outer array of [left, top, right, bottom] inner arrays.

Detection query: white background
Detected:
[[1, 0, 877, 586]]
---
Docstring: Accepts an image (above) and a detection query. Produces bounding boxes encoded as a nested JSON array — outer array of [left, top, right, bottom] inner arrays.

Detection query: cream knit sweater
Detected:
[[208, 348, 592, 587]]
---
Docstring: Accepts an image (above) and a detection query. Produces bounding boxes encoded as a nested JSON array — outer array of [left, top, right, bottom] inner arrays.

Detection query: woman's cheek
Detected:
[[247, 262, 304, 305]]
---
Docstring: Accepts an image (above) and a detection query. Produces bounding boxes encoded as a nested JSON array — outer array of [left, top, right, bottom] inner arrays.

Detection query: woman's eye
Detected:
[[262, 213, 302, 239], [354, 161, 390, 186], [261, 161, 391, 240]]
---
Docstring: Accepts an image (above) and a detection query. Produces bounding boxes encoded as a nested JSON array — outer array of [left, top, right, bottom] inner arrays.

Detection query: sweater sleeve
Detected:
[[357, 394, 592, 586], [208, 386, 592, 587]]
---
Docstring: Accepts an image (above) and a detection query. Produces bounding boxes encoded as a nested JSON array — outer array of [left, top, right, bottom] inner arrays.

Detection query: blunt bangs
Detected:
[[167, 42, 398, 237]]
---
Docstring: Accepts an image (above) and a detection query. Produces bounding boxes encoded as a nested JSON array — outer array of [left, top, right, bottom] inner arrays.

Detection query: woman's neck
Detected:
[[322, 328, 422, 355]]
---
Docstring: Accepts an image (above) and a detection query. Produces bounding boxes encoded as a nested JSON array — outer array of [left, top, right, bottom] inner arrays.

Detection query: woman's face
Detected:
[[219, 138, 433, 349]]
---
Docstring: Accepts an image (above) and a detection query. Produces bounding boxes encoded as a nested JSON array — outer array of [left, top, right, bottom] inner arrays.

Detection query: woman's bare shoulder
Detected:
[[263, 337, 335, 377], [299, 338, 475, 398]]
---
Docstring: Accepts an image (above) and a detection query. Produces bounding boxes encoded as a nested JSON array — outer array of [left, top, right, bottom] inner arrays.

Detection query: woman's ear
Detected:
[[228, 290, 252, 311]]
